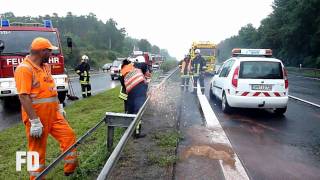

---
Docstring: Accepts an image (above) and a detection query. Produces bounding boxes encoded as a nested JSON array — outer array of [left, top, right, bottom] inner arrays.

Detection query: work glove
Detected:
[[58, 104, 67, 118], [29, 117, 43, 138]]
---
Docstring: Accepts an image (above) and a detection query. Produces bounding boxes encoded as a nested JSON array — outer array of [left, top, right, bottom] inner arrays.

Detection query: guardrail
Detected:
[[35, 67, 178, 180], [97, 67, 178, 180], [286, 67, 320, 79]]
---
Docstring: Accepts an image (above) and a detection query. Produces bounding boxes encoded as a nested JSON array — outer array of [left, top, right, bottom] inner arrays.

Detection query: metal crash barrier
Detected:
[[35, 67, 178, 180]]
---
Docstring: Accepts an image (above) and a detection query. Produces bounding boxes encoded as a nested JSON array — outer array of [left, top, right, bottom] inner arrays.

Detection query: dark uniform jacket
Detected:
[[191, 55, 206, 75], [75, 62, 90, 82]]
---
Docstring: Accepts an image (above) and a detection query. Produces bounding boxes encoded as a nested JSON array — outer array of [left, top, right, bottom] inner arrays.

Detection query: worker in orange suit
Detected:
[[14, 37, 77, 179]]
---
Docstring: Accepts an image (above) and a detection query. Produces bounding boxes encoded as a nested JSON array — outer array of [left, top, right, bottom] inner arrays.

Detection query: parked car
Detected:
[[102, 63, 112, 72], [209, 48, 289, 115], [110, 60, 122, 80]]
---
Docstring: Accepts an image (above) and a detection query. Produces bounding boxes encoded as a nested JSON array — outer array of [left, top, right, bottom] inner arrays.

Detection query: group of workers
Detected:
[[180, 49, 206, 94], [13, 37, 151, 179], [13, 36, 205, 179]]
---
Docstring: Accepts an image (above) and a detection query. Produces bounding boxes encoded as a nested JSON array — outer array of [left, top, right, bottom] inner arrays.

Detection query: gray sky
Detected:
[[1, 0, 274, 59]]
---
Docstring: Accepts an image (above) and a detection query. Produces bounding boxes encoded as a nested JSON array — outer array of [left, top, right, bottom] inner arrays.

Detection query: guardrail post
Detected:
[[107, 126, 114, 151], [105, 112, 137, 152]]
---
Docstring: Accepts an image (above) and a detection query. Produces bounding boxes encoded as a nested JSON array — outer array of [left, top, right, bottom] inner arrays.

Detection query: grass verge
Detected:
[[287, 67, 320, 78], [147, 130, 182, 167], [0, 87, 124, 179]]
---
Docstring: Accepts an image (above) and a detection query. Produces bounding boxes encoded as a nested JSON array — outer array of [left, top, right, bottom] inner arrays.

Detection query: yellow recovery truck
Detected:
[[190, 41, 216, 74]]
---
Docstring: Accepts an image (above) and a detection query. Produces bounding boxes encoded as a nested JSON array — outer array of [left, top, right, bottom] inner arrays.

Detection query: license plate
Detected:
[[1, 90, 11, 94], [251, 84, 272, 91]]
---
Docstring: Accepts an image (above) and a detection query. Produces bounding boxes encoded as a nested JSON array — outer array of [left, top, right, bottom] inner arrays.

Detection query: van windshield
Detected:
[[0, 30, 60, 54], [239, 61, 283, 79]]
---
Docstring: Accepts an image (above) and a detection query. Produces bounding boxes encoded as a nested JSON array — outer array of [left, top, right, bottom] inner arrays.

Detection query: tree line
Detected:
[[217, 0, 320, 68], [1, 12, 175, 68]]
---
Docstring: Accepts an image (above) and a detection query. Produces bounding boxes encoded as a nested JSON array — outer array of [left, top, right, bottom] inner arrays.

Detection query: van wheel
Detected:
[[209, 85, 215, 100], [275, 107, 287, 115], [111, 76, 114, 80], [222, 92, 232, 113]]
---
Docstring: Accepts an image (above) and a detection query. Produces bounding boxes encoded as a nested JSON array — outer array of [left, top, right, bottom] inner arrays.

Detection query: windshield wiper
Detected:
[[1, 52, 29, 56]]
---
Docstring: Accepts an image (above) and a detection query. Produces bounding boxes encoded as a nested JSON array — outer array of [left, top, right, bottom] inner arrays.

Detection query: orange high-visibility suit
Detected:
[[14, 57, 77, 179]]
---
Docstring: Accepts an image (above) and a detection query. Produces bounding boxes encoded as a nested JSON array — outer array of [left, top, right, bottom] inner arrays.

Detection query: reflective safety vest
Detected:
[[118, 86, 128, 100], [15, 57, 58, 100], [181, 59, 191, 78], [14, 57, 59, 124], [124, 68, 146, 93]]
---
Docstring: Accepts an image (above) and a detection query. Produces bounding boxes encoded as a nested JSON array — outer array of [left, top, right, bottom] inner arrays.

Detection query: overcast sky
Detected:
[[1, 0, 274, 59]]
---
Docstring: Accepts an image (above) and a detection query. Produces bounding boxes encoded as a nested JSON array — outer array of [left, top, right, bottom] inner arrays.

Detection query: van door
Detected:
[[237, 61, 286, 97]]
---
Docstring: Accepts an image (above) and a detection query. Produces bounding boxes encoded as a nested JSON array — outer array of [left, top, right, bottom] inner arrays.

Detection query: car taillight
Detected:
[[283, 67, 288, 89], [232, 66, 240, 88]]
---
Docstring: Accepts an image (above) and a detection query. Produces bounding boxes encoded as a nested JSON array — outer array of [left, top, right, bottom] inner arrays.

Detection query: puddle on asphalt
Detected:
[[181, 144, 236, 168], [180, 125, 236, 169]]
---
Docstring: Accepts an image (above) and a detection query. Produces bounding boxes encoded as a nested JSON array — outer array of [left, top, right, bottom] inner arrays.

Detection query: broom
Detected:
[[66, 69, 79, 101]]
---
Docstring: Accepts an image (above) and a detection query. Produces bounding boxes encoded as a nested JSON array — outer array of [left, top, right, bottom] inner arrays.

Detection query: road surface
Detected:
[[204, 74, 320, 179]]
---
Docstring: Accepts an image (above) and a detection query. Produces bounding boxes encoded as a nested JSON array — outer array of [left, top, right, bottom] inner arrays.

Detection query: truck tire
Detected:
[[58, 91, 67, 104], [111, 76, 114, 80]]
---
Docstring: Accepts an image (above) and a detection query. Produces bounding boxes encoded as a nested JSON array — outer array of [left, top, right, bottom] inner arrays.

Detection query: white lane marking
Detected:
[[289, 95, 320, 108], [197, 84, 250, 180]]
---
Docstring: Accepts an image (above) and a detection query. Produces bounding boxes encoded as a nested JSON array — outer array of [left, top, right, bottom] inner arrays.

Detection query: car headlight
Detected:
[[0, 82, 10, 88]]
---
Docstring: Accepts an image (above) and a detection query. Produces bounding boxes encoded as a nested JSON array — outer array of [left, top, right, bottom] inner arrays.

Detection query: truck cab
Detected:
[[0, 19, 68, 104], [190, 41, 216, 74]]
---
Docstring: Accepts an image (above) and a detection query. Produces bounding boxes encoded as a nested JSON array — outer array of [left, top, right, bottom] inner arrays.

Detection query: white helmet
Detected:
[[135, 55, 145, 63], [81, 55, 89, 61], [195, 49, 201, 54]]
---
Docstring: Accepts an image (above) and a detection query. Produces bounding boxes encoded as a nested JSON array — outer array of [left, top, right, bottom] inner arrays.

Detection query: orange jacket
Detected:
[[14, 56, 59, 123]]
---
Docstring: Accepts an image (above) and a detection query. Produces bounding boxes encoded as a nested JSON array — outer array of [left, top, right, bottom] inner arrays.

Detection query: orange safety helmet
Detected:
[[31, 37, 58, 51]]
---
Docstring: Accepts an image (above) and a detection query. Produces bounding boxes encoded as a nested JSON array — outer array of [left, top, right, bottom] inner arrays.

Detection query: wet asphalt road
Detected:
[[288, 75, 320, 105], [0, 72, 119, 131], [204, 74, 320, 179]]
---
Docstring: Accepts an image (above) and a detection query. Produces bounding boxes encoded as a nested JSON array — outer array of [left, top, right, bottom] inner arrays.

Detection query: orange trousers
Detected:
[[22, 102, 77, 180]]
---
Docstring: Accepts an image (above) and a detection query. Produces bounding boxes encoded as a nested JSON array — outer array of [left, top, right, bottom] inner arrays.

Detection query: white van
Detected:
[[209, 49, 289, 115]]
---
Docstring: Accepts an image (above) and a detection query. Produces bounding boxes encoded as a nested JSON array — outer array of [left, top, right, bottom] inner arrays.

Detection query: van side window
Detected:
[[219, 60, 234, 77], [219, 61, 229, 77], [225, 60, 235, 77]]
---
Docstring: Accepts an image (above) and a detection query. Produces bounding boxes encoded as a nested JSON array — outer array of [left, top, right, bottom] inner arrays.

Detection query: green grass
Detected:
[[160, 60, 178, 72], [147, 130, 182, 167], [287, 67, 320, 78], [148, 153, 178, 167], [152, 131, 182, 148], [0, 87, 124, 180]]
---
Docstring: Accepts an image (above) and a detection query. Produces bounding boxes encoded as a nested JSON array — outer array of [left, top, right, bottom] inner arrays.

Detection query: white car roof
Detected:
[[232, 57, 283, 63]]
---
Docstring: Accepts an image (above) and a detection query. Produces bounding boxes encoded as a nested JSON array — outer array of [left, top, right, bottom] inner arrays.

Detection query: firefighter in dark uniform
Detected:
[[120, 59, 148, 138], [180, 54, 191, 92], [191, 49, 206, 94], [75, 55, 91, 98]]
